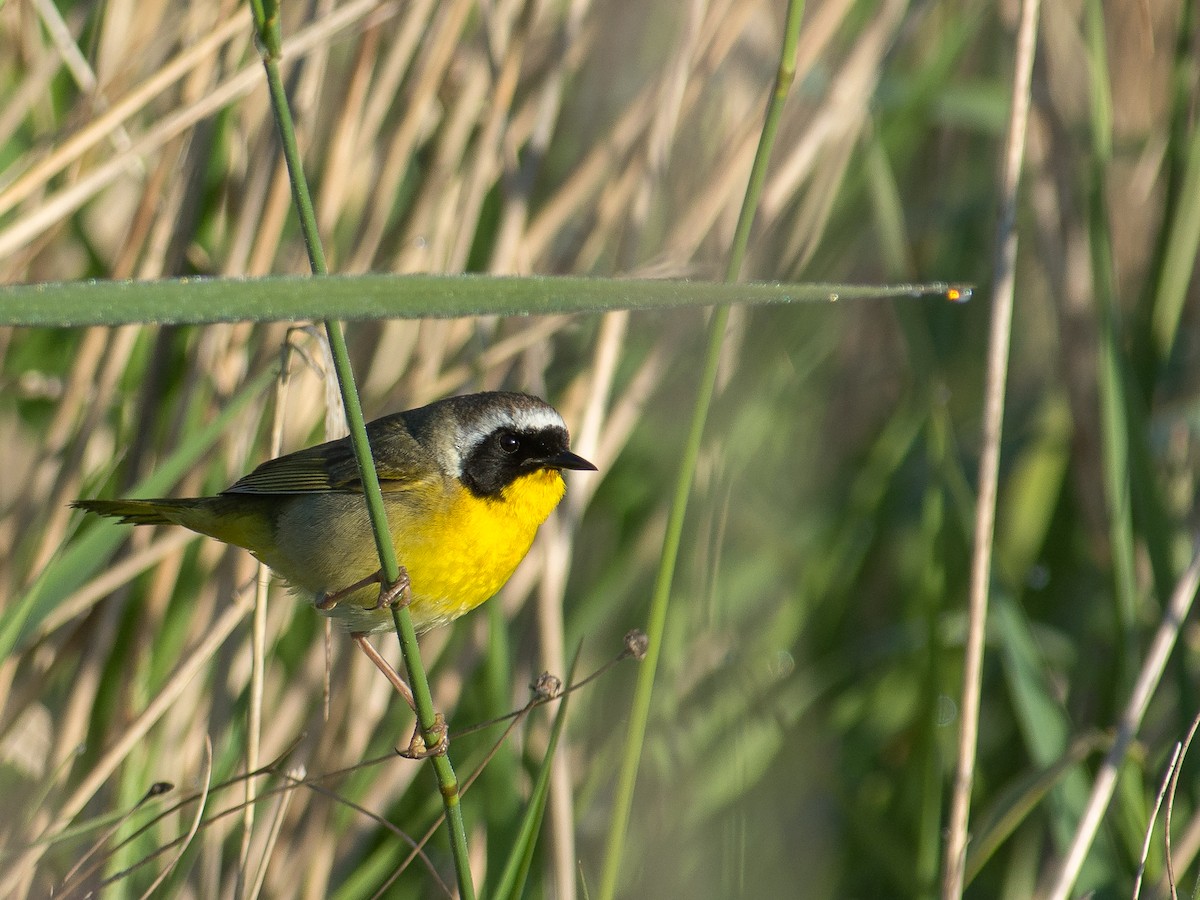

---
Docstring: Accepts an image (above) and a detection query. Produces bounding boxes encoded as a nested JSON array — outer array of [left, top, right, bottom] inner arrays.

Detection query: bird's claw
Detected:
[[398, 713, 449, 759], [372, 568, 411, 611]]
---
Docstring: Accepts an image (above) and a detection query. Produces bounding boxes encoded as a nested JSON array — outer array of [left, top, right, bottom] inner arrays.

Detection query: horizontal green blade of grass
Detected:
[[0, 275, 970, 326]]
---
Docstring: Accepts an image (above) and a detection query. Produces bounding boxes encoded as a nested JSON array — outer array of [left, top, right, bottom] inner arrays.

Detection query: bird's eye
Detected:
[[499, 433, 520, 454]]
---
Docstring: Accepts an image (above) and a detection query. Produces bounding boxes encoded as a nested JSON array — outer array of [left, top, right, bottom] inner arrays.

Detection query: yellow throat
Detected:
[[404, 468, 566, 628]]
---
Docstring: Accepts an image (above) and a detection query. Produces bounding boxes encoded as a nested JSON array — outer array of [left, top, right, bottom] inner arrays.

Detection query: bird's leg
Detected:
[[339, 569, 446, 757], [316, 566, 412, 612], [351, 633, 415, 709], [350, 633, 449, 758], [315, 571, 379, 610]]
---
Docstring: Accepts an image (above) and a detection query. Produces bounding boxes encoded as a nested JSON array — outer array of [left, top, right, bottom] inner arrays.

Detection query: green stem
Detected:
[[247, 6, 475, 898], [596, 2, 806, 897]]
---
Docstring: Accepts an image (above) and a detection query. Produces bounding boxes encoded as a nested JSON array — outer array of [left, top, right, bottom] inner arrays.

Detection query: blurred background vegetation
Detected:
[[0, 0, 1197, 897]]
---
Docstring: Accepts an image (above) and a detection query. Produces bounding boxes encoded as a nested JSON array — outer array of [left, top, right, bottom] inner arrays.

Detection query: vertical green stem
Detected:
[[596, 2, 806, 898], [246, 5, 475, 898]]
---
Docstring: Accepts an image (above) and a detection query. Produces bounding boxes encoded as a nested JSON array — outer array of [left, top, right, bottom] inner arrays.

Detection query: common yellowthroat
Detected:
[[74, 392, 596, 634]]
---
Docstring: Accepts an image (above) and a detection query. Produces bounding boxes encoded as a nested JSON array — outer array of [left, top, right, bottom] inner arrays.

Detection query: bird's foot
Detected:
[[398, 713, 449, 759], [316, 566, 411, 612], [372, 567, 411, 611]]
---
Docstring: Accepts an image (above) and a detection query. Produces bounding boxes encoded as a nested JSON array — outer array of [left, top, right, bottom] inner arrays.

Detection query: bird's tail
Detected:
[[74, 495, 275, 556], [72, 498, 193, 526]]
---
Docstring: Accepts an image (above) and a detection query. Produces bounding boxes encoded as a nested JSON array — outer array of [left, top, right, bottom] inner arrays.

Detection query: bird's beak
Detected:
[[547, 450, 597, 472]]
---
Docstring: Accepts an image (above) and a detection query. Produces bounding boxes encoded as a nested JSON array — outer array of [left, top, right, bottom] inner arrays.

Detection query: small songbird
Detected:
[[75, 392, 596, 634]]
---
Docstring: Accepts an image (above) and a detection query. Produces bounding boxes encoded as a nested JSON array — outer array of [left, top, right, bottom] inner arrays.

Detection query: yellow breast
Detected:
[[399, 468, 566, 630], [264, 469, 567, 633]]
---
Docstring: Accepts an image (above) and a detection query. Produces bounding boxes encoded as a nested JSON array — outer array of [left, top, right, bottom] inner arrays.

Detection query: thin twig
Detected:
[[136, 738, 211, 900], [1043, 545, 1200, 900], [245, 766, 306, 900], [1133, 742, 1181, 900], [939, 0, 1041, 894], [1163, 706, 1200, 899], [57, 782, 175, 895], [238, 339, 296, 888]]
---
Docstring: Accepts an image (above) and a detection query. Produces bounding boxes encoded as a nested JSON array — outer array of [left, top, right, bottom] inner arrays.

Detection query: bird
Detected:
[[74, 391, 596, 635]]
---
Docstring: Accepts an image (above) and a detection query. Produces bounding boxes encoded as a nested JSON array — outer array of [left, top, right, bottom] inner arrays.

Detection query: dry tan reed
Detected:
[[2, 0, 1194, 897]]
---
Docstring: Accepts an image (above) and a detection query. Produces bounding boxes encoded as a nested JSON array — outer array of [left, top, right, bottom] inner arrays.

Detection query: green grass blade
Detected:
[[0, 275, 969, 327], [1149, 122, 1200, 365], [490, 653, 580, 900], [597, 1, 809, 897], [965, 732, 1107, 883], [247, 0, 475, 893]]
